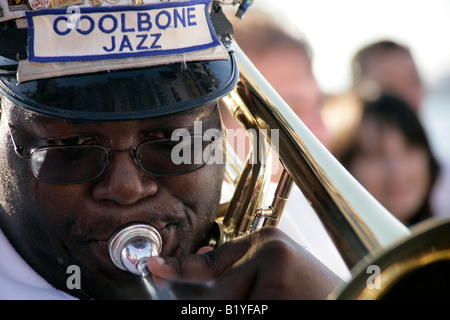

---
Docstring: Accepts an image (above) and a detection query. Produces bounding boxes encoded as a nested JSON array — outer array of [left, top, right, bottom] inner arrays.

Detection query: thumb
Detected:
[[147, 237, 249, 282], [146, 251, 217, 282], [196, 246, 214, 254]]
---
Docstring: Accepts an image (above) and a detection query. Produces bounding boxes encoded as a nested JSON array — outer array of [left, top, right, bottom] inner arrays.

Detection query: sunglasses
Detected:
[[8, 126, 221, 185]]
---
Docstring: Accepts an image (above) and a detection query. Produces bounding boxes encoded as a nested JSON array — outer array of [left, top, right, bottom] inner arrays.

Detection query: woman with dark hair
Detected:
[[323, 91, 439, 226]]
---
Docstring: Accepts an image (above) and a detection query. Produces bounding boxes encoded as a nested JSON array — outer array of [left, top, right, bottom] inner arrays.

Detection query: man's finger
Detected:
[[147, 252, 216, 281], [196, 246, 214, 254], [147, 239, 248, 282]]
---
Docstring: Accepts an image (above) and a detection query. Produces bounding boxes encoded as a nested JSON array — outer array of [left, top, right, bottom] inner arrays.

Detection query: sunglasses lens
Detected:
[[31, 146, 108, 184], [137, 136, 212, 176], [28, 135, 218, 184]]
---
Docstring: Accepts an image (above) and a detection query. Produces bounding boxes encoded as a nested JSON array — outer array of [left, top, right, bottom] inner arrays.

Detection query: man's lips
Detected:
[[89, 220, 174, 241]]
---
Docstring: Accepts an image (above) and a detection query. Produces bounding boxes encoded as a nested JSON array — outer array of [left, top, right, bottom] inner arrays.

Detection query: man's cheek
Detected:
[[34, 184, 82, 225]]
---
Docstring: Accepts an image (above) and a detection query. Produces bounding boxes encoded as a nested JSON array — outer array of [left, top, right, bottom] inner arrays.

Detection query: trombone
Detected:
[[216, 42, 450, 299], [108, 1, 450, 299]]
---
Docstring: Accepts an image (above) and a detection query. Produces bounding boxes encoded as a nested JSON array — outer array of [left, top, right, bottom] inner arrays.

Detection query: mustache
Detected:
[[68, 205, 189, 242]]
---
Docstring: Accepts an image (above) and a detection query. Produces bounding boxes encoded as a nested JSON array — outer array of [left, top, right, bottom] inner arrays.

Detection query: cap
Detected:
[[0, 0, 238, 121], [0, 53, 238, 121]]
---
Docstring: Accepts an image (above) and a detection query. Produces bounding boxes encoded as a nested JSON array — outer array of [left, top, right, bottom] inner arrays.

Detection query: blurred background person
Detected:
[[221, 2, 330, 182], [323, 90, 440, 226], [351, 40, 424, 113], [220, 3, 350, 280], [350, 39, 450, 218]]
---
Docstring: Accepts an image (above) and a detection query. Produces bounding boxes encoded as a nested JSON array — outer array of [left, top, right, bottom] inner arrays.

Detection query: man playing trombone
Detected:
[[0, 0, 341, 299]]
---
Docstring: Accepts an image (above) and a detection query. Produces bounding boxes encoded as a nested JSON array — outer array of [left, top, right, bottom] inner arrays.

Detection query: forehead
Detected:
[[371, 51, 416, 74], [357, 118, 405, 147]]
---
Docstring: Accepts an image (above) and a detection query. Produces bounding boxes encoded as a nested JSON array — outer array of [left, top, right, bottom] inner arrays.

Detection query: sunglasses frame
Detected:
[[8, 125, 222, 184]]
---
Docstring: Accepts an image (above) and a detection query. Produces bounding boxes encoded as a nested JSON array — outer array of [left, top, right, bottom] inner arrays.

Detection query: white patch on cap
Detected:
[[26, 0, 221, 63]]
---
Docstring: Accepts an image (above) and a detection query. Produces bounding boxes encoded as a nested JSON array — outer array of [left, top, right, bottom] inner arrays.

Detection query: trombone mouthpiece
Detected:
[[108, 224, 162, 275]]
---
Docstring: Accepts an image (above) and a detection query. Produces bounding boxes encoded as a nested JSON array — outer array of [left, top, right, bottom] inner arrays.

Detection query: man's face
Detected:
[[0, 101, 225, 299]]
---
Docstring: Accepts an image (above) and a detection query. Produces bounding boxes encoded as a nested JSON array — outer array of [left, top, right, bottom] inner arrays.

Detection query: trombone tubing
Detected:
[[232, 44, 410, 268]]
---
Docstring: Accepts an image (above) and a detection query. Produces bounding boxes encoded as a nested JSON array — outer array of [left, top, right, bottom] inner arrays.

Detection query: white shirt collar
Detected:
[[0, 228, 76, 300]]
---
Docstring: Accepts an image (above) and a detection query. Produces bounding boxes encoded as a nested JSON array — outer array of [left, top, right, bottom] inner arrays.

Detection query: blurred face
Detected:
[[367, 51, 423, 112], [252, 46, 330, 147], [0, 102, 225, 299], [348, 120, 431, 224]]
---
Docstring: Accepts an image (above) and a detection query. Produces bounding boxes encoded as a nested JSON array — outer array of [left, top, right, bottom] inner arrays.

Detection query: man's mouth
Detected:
[[87, 222, 180, 273]]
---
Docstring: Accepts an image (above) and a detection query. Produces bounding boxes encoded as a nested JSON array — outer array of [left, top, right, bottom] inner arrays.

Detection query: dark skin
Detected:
[[0, 99, 342, 299], [148, 227, 342, 299]]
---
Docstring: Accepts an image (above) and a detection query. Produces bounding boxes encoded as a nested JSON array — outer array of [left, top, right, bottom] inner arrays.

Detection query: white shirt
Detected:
[[0, 228, 76, 300]]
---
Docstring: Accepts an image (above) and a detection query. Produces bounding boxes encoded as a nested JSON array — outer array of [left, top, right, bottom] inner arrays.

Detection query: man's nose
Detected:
[[91, 151, 158, 205]]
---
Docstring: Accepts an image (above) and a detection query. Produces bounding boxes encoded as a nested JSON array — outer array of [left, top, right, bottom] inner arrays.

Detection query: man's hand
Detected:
[[146, 227, 343, 299]]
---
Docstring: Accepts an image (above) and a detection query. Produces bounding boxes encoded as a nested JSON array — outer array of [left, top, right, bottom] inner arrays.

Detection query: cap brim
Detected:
[[0, 52, 238, 121]]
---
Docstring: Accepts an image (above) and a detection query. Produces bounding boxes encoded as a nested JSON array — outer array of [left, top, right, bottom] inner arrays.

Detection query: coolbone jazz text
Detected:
[[53, 8, 198, 53]]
